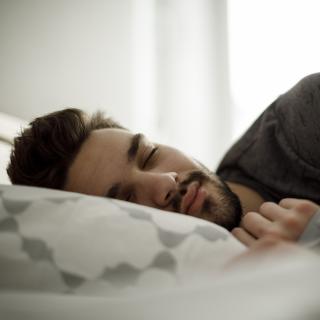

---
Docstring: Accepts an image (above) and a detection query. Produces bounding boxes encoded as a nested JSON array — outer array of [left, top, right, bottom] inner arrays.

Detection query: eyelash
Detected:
[[142, 147, 159, 169], [125, 146, 159, 202]]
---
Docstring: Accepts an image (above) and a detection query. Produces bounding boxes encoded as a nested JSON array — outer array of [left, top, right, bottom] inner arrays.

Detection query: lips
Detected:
[[180, 181, 198, 214], [181, 181, 200, 213], [181, 181, 207, 215], [189, 186, 208, 215]]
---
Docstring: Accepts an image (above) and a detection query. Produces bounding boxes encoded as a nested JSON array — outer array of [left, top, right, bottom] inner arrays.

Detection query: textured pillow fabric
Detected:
[[0, 184, 245, 296], [2, 185, 320, 320], [0, 112, 27, 184], [0, 142, 11, 184], [0, 112, 27, 145]]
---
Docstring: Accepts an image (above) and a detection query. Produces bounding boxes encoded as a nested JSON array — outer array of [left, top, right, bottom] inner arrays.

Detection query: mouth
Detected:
[[181, 181, 207, 215]]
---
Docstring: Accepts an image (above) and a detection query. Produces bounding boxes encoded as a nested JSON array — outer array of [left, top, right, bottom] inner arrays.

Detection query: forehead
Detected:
[[65, 128, 133, 195]]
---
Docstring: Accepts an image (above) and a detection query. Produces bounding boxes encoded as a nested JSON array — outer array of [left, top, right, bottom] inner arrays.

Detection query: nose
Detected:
[[135, 171, 178, 207]]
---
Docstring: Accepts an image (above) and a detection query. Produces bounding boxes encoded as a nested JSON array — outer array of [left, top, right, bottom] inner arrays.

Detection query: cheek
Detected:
[[159, 148, 199, 172]]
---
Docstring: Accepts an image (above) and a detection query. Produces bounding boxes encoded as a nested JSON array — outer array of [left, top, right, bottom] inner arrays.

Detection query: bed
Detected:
[[0, 112, 320, 320]]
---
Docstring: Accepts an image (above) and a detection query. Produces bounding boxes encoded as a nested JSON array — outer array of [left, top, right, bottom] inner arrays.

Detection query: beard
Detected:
[[169, 169, 242, 231]]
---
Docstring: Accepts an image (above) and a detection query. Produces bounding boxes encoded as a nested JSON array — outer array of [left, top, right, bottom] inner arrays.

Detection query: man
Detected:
[[217, 72, 320, 245], [7, 73, 320, 246]]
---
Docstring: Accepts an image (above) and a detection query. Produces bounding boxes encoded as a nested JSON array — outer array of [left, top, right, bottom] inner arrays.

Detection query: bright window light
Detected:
[[228, 0, 320, 141]]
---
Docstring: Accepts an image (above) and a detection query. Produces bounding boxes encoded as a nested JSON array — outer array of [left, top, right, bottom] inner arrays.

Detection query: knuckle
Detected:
[[242, 211, 256, 226], [242, 212, 251, 223], [231, 227, 241, 236], [258, 224, 269, 236], [259, 202, 271, 212], [259, 226, 276, 238], [264, 229, 282, 239], [257, 236, 282, 248], [295, 201, 317, 215], [283, 214, 300, 230], [278, 198, 288, 207], [247, 211, 257, 219]]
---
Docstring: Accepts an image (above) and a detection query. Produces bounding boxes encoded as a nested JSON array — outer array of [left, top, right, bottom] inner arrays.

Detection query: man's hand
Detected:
[[232, 198, 319, 246]]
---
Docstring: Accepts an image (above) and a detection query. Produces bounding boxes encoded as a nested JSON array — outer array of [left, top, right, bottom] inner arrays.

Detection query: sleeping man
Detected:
[[6, 73, 320, 248]]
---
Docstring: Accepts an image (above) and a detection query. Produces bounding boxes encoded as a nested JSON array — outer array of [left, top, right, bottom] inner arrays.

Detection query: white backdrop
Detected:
[[1, 0, 320, 170], [0, 0, 230, 170], [228, 0, 320, 140], [0, 0, 133, 125]]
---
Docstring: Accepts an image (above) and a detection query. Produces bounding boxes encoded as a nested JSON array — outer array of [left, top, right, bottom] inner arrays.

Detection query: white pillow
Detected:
[[0, 112, 27, 144], [0, 142, 11, 184], [0, 184, 245, 297], [0, 112, 27, 185]]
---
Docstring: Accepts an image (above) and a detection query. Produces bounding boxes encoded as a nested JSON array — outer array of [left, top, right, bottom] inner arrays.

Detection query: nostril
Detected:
[[165, 191, 171, 201], [171, 172, 178, 183]]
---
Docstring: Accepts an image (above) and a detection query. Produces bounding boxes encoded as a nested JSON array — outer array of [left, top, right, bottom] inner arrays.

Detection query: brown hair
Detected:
[[7, 108, 125, 189]]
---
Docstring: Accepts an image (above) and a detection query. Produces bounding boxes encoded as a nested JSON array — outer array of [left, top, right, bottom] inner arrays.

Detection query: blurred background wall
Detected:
[[1, 0, 320, 170]]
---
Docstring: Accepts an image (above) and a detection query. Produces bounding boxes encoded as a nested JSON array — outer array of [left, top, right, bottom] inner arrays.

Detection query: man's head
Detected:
[[7, 108, 242, 230]]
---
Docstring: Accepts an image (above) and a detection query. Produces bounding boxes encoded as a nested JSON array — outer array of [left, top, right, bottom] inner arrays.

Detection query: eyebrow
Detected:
[[127, 133, 142, 162], [106, 133, 142, 198]]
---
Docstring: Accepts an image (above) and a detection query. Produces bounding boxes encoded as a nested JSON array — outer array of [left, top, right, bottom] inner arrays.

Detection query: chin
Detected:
[[176, 168, 242, 230], [200, 183, 243, 231]]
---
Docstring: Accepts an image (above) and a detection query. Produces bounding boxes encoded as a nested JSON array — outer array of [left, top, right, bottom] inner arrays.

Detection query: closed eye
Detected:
[[143, 147, 158, 168]]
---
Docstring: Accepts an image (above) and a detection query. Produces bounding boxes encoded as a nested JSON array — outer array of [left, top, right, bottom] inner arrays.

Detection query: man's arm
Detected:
[[217, 73, 320, 204], [232, 198, 320, 246]]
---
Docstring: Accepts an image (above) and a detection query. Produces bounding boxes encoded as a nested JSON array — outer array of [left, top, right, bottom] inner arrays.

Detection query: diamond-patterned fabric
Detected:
[[0, 184, 244, 296]]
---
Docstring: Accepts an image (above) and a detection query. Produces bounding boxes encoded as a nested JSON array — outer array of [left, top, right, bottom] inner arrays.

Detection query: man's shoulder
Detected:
[[296, 73, 320, 86], [289, 73, 320, 91], [300, 73, 320, 86], [276, 73, 320, 114], [275, 73, 320, 168]]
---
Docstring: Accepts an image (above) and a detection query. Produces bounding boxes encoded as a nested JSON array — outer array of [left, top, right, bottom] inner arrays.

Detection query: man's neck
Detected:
[[226, 182, 265, 216]]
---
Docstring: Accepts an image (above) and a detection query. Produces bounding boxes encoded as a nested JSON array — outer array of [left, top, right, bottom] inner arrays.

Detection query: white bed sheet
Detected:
[[1, 182, 320, 320], [1, 254, 320, 320]]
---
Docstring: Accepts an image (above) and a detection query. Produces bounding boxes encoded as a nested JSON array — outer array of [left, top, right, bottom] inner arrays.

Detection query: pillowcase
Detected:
[[0, 142, 11, 184], [0, 111, 27, 184], [0, 184, 245, 297], [0, 112, 27, 145]]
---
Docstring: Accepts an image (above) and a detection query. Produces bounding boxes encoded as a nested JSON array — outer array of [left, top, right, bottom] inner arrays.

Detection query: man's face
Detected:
[[65, 129, 242, 230]]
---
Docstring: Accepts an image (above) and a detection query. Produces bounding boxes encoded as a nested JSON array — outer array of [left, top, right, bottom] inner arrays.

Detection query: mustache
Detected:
[[170, 170, 210, 212]]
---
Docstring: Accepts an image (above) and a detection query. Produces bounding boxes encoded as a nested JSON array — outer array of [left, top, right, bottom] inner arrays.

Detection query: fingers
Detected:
[[240, 211, 272, 238], [232, 227, 256, 246], [279, 198, 306, 209], [279, 198, 318, 216], [259, 202, 287, 221], [235, 199, 320, 246]]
